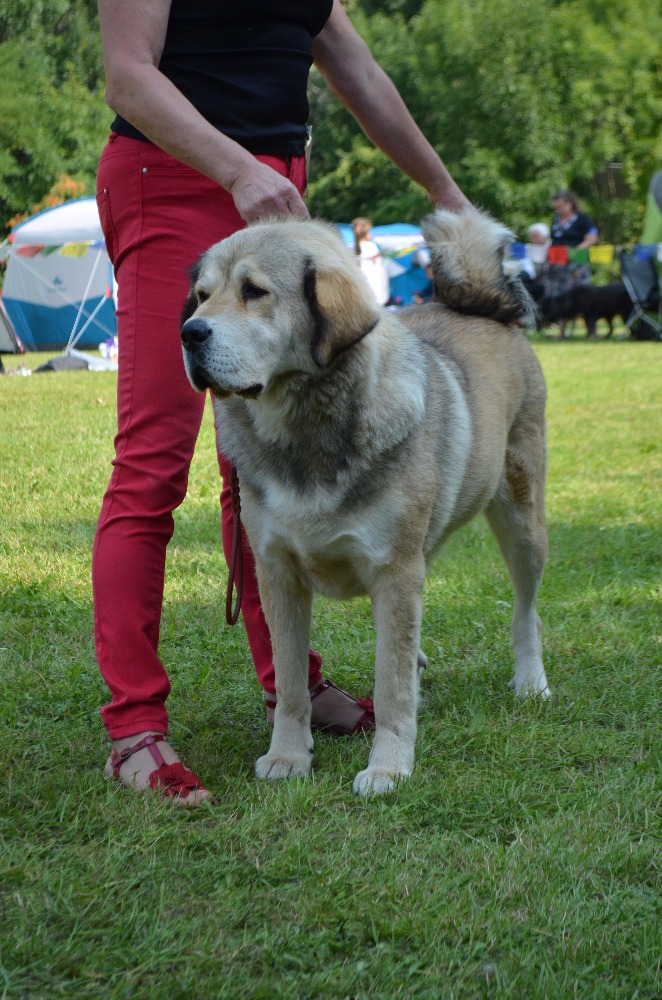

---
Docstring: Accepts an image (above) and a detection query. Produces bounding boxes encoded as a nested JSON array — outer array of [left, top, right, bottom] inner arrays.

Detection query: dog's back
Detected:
[[577, 283, 631, 321], [541, 282, 631, 335], [394, 210, 546, 544]]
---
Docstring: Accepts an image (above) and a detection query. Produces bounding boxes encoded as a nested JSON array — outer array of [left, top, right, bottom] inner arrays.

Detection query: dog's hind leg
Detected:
[[353, 560, 425, 796], [253, 559, 315, 780], [485, 442, 551, 698]]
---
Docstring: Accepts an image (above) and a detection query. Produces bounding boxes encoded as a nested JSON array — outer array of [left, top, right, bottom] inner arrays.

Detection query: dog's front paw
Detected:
[[255, 752, 312, 780], [352, 766, 411, 797], [510, 669, 551, 699], [518, 682, 552, 699]]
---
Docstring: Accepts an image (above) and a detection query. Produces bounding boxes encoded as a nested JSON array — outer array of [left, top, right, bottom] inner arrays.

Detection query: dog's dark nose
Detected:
[[181, 318, 212, 352]]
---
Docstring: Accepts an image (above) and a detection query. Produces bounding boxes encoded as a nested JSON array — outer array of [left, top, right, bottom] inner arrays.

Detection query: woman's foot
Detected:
[[265, 679, 375, 735], [104, 731, 213, 808]]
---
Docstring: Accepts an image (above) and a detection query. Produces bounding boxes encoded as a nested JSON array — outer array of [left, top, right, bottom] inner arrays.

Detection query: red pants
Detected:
[[93, 134, 322, 739]]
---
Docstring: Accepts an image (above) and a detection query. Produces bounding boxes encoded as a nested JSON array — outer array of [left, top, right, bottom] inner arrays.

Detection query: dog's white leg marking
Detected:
[[353, 564, 425, 796], [488, 526, 549, 697], [486, 439, 550, 698], [253, 559, 314, 779]]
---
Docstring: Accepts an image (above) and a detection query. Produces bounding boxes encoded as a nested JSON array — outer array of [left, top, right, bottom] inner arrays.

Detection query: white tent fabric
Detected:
[[9, 197, 107, 246], [0, 198, 117, 352]]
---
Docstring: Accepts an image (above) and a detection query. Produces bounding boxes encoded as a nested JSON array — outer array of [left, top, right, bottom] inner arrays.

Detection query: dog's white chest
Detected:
[[252, 489, 397, 597]]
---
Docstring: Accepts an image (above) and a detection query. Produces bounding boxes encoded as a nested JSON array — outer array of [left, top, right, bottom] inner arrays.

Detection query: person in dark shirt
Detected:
[[544, 191, 599, 327], [95, 0, 471, 806], [550, 190, 598, 248]]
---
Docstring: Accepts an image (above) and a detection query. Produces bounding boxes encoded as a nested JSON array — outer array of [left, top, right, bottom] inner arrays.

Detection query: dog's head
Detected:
[[181, 218, 380, 399], [539, 288, 579, 327]]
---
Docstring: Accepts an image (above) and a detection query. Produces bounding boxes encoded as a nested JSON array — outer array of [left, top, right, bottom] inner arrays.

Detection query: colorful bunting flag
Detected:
[[16, 244, 45, 258], [59, 242, 93, 258], [588, 245, 615, 264], [547, 245, 568, 265], [634, 244, 656, 261], [381, 243, 423, 260], [527, 244, 549, 265], [568, 247, 589, 264]]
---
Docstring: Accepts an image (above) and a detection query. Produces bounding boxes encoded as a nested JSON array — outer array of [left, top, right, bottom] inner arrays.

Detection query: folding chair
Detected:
[[620, 253, 662, 341]]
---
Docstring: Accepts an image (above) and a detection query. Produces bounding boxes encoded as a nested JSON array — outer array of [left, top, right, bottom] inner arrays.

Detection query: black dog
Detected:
[[540, 282, 632, 338]]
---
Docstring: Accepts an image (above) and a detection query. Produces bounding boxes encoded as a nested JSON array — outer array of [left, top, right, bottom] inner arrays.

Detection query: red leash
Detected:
[[226, 464, 244, 625]]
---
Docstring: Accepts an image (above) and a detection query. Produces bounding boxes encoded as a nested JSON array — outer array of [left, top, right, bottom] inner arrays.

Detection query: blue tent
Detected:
[[0, 198, 116, 351], [337, 222, 428, 305]]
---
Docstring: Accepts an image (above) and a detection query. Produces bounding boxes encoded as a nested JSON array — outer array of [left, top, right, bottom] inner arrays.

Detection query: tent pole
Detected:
[[67, 294, 109, 351], [65, 249, 102, 353]]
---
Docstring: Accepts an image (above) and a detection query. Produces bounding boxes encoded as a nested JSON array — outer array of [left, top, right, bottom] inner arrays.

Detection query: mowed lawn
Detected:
[[0, 339, 659, 999]]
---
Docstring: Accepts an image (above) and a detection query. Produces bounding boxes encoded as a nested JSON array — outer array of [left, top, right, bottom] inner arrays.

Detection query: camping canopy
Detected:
[[337, 223, 427, 305], [0, 198, 116, 351], [0, 297, 22, 354]]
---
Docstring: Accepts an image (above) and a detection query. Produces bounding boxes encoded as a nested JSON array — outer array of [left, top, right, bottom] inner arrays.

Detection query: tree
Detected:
[[309, 0, 662, 242], [1, 0, 660, 243], [0, 0, 109, 232]]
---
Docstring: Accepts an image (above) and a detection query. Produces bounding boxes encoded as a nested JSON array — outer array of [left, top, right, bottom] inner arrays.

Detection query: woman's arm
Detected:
[[97, 0, 309, 220], [312, 1, 471, 212], [577, 232, 598, 250]]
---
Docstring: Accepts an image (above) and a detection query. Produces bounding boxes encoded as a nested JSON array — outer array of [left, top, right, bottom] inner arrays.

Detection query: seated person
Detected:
[[525, 222, 551, 279]]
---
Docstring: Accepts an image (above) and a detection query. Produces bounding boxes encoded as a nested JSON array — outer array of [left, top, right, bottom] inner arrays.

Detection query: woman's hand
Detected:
[[229, 159, 309, 222]]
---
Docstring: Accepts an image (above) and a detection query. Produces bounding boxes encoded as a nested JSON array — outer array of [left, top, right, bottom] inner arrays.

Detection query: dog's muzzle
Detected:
[[181, 317, 213, 391], [181, 317, 212, 354], [180, 317, 264, 400]]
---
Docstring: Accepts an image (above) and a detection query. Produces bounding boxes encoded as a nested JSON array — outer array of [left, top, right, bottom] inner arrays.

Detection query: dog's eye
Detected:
[[241, 280, 269, 303], [196, 289, 209, 305]]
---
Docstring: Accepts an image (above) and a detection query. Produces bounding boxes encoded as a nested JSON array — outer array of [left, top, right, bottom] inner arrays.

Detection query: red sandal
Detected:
[[265, 679, 375, 736], [108, 734, 210, 802]]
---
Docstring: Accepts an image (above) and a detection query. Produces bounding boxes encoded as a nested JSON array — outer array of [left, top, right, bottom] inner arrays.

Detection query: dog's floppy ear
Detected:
[[180, 259, 202, 326], [304, 261, 380, 368]]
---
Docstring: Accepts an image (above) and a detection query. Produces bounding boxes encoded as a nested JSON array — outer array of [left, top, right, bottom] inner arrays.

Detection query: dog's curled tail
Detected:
[[421, 208, 536, 327]]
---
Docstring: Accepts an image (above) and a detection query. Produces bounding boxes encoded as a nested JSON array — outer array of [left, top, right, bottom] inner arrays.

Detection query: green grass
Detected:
[[1, 341, 660, 999]]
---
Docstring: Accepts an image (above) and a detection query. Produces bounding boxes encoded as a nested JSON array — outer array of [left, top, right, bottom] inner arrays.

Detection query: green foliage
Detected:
[[0, 0, 102, 87], [1, 0, 661, 242], [0, 0, 108, 231], [351, 0, 427, 18], [309, 0, 662, 241]]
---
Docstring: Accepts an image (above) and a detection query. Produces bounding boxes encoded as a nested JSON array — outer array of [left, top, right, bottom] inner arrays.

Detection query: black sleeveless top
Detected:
[[550, 211, 597, 246], [111, 0, 333, 155]]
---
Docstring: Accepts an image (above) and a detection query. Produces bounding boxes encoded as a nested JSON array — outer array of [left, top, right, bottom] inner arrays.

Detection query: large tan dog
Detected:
[[181, 208, 550, 796]]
